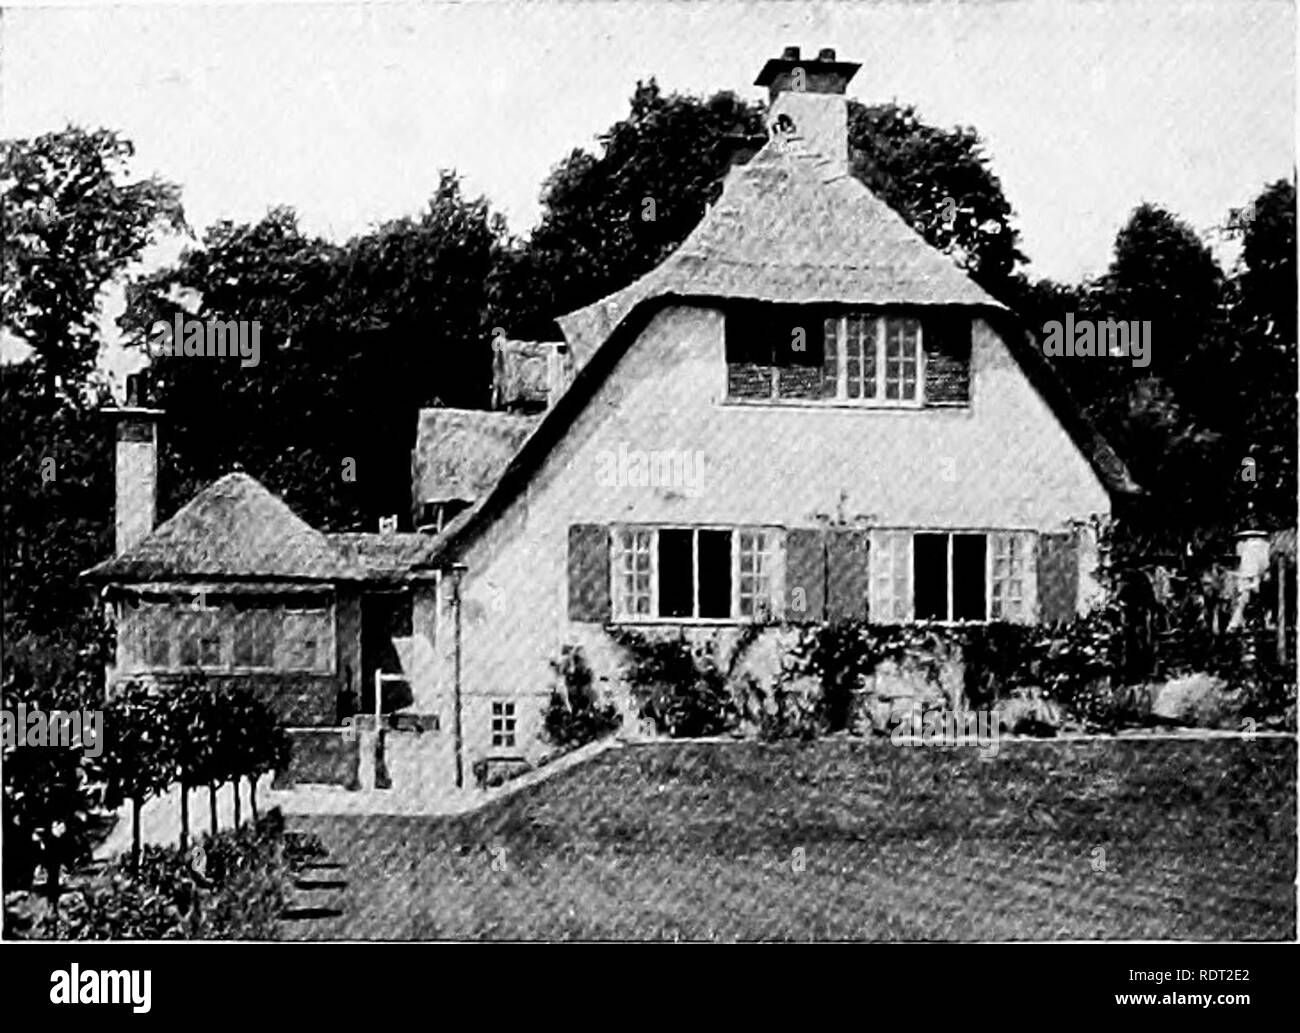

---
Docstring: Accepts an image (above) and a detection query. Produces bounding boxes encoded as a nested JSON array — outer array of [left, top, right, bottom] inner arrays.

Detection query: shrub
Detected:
[[786, 621, 957, 731], [21, 809, 296, 940], [2, 637, 103, 905], [959, 623, 1039, 708], [543, 646, 621, 748], [613, 630, 735, 738], [1034, 604, 1132, 731], [735, 675, 822, 742]]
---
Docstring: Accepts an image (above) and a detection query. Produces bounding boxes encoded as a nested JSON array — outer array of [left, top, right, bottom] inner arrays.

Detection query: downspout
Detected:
[[449, 563, 466, 789]]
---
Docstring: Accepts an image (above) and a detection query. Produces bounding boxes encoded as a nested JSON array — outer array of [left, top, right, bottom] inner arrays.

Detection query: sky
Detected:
[[1, 0, 1294, 371]]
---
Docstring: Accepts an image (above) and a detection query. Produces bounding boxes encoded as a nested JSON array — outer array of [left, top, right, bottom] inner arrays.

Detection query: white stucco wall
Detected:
[[447, 305, 1112, 761]]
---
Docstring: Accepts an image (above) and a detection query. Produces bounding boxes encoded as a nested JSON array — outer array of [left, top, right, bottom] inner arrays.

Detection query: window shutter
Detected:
[[1036, 531, 1079, 624], [826, 529, 871, 622], [784, 528, 826, 623], [567, 524, 610, 622], [923, 312, 972, 405]]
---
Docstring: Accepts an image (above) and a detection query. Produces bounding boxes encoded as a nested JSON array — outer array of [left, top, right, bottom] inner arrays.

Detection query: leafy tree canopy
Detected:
[[1, 126, 185, 402]]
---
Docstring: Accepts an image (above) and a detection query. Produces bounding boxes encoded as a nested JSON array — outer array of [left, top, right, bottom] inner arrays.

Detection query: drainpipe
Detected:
[[449, 564, 466, 789]]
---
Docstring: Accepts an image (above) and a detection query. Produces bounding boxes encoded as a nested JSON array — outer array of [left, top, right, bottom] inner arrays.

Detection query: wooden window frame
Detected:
[[873, 529, 1039, 625], [610, 525, 784, 625], [823, 314, 923, 407], [490, 700, 517, 750], [232, 606, 277, 671], [725, 311, 925, 408], [279, 605, 336, 675]]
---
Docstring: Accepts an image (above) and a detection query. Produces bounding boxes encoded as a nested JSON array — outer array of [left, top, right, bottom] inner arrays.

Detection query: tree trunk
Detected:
[[209, 783, 218, 835], [131, 797, 142, 870], [231, 779, 241, 829], [179, 780, 189, 852], [46, 853, 61, 935]]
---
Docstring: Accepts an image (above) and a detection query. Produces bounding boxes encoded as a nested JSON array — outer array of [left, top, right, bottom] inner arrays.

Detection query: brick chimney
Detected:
[[755, 46, 861, 172], [106, 372, 163, 554]]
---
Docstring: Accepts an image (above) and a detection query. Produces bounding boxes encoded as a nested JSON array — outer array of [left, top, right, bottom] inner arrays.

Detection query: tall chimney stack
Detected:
[[754, 45, 861, 172], [106, 372, 163, 555]]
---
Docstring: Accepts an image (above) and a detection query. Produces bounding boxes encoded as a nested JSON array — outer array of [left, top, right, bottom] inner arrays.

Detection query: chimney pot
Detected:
[[755, 45, 860, 170]]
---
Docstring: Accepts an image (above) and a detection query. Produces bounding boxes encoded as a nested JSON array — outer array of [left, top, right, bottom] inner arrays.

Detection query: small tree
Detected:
[[155, 675, 212, 852], [239, 693, 290, 821], [186, 687, 237, 837], [223, 688, 284, 827], [102, 681, 175, 869]]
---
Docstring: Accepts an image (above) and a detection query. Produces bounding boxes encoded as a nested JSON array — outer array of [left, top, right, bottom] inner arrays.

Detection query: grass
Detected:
[[283, 736, 1296, 940]]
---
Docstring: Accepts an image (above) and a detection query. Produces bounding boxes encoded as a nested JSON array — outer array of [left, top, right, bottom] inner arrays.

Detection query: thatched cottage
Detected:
[[85, 46, 1138, 793]]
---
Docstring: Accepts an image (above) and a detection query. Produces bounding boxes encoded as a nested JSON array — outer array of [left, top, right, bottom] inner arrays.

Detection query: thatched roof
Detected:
[[83, 472, 364, 583], [424, 137, 1138, 566], [491, 338, 564, 411], [411, 408, 539, 505], [557, 136, 1002, 369], [328, 533, 442, 583]]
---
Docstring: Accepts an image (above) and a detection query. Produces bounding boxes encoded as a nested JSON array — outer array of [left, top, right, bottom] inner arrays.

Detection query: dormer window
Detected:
[[822, 314, 922, 404], [724, 303, 970, 407]]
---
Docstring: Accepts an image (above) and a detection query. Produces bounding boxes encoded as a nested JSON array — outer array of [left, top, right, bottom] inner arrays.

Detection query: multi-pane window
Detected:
[[611, 527, 781, 622], [991, 532, 1030, 622], [613, 528, 654, 618], [232, 608, 276, 669], [197, 611, 223, 666], [143, 607, 171, 668], [281, 608, 331, 672], [824, 315, 876, 400], [726, 306, 926, 405], [121, 597, 334, 673], [737, 530, 774, 618], [870, 531, 913, 623], [823, 315, 923, 404], [883, 319, 921, 401], [176, 604, 221, 667], [870, 531, 1038, 624], [491, 701, 517, 749]]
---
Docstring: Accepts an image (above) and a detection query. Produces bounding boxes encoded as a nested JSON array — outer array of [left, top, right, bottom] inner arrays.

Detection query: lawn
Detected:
[[283, 736, 1296, 940]]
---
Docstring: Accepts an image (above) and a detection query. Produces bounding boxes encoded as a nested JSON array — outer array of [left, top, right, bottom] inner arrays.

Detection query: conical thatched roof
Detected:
[[557, 136, 1001, 368], [83, 472, 364, 583]]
